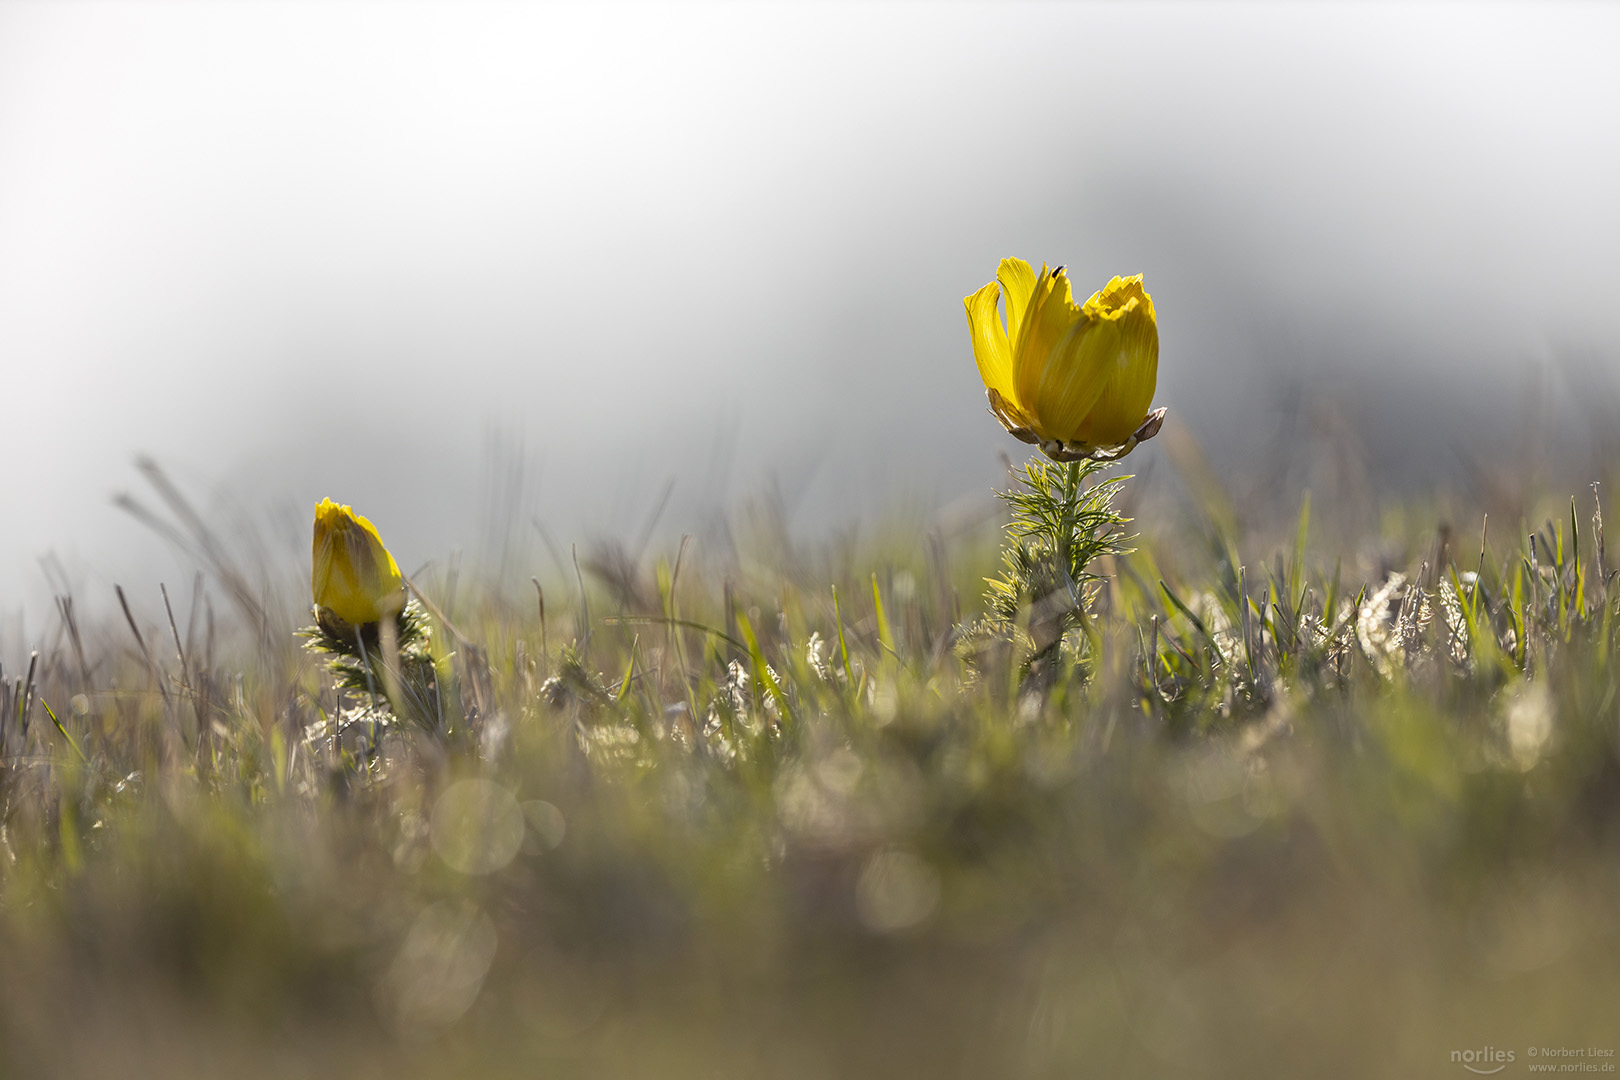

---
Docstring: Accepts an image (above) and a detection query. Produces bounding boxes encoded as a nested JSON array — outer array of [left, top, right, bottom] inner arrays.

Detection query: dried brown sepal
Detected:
[[987, 388, 1041, 445], [1044, 406, 1169, 462], [987, 391, 1168, 463]]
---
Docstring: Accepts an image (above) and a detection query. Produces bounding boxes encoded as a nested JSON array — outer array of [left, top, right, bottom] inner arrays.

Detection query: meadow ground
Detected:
[[2, 435, 1618, 1079]]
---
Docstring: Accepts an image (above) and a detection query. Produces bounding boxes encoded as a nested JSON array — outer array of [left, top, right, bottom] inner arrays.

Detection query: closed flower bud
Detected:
[[311, 498, 404, 626], [965, 259, 1165, 461]]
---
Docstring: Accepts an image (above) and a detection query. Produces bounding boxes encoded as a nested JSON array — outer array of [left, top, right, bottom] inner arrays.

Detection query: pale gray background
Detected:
[[2, 2, 1617, 638]]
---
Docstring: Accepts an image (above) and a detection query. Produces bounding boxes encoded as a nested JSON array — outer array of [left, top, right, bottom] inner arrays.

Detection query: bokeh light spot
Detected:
[[521, 799, 567, 849], [431, 779, 525, 875], [855, 848, 940, 933]]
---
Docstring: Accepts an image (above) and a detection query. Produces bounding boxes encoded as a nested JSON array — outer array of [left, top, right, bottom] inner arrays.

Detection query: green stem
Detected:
[[1055, 460, 1084, 611]]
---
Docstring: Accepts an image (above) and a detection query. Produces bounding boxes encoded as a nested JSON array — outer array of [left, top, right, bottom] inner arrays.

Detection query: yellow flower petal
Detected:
[[312, 498, 404, 625], [1028, 313, 1113, 443], [1012, 264, 1084, 422], [996, 257, 1037, 357], [1069, 278, 1159, 446], [964, 279, 1016, 405], [1081, 274, 1155, 324]]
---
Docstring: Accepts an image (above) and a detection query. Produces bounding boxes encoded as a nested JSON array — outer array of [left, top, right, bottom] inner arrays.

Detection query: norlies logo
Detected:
[[1453, 1047, 1516, 1074]]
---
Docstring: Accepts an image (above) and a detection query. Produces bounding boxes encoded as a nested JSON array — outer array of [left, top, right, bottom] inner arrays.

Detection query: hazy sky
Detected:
[[2, 1, 1618, 624]]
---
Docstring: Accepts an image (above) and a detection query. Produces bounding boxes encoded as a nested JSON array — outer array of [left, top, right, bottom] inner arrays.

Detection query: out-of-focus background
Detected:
[[2, 1, 1617, 626]]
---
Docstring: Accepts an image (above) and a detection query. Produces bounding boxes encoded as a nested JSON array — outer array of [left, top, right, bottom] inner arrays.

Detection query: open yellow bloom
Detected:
[[965, 258, 1165, 461], [311, 499, 404, 626]]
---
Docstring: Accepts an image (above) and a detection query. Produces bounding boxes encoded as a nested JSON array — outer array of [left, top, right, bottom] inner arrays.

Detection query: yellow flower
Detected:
[[965, 258, 1166, 461], [311, 498, 404, 626]]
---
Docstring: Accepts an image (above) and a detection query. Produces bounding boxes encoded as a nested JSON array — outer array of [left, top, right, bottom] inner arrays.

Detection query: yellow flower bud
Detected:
[[311, 498, 404, 626], [965, 259, 1165, 461]]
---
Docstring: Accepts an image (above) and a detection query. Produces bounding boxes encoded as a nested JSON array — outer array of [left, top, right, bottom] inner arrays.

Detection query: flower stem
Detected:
[[1056, 461, 1084, 611], [977, 455, 1133, 687]]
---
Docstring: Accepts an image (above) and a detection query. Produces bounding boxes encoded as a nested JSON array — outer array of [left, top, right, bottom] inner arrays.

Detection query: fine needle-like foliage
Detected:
[[967, 457, 1133, 689], [300, 598, 441, 734]]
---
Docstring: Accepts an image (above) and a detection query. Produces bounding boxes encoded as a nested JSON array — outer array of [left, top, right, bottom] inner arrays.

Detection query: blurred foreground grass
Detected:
[[3, 441, 1619, 1079]]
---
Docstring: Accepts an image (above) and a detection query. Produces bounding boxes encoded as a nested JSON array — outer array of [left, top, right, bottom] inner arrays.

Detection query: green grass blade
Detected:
[[41, 698, 88, 765], [831, 584, 854, 684], [871, 573, 896, 659], [1159, 580, 1215, 654]]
